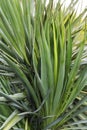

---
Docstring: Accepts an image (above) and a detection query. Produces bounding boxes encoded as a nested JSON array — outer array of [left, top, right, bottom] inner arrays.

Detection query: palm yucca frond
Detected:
[[0, 0, 87, 129]]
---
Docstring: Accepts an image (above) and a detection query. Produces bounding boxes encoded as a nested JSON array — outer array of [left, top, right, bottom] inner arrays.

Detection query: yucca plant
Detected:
[[0, 0, 87, 129]]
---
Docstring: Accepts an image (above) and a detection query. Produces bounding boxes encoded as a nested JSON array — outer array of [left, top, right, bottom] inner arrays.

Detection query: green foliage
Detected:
[[0, 0, 87, 129]]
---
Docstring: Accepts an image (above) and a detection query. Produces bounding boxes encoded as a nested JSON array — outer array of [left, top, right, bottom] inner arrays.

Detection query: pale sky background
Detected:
[[61, 0, 87, 15], [46, 0, 87, 15]]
